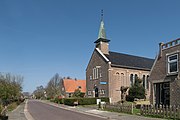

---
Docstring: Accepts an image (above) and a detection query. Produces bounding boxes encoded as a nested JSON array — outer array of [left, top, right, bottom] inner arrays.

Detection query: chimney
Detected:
[[158, 42, 163, 58]]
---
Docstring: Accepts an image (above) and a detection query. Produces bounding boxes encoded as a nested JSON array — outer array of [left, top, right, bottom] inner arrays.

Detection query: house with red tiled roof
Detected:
[[61, 79, 86, 98]]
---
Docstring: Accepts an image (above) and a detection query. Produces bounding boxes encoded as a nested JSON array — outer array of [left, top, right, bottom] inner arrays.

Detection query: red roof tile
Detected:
[[63, 79, 86, 93]]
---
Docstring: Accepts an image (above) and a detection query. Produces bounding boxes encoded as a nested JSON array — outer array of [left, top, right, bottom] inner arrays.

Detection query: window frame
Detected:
[[88, 90, 92, 96], [167, 54, 178, 74]]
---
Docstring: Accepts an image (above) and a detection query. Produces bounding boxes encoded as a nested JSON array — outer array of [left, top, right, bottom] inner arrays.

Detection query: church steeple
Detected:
[[98, 10, 106, 39], [94, 10, 110, 55]]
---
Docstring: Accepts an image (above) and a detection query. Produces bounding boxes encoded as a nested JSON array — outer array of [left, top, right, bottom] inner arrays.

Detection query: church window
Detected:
[[100, 73, 102, 77], [101, 89, 105, 95], [92, 66, 101, 79], [135, 74, 138, 80], [130, 74, 133, 86], [146, 75, 149, 89], [143, 75, 146, 89], [116, 72, 120, 75], [121, 73, 124, 85]]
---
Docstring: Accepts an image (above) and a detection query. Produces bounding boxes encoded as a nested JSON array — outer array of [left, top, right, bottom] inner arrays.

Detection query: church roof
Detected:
[[105, 51, 154, 70]]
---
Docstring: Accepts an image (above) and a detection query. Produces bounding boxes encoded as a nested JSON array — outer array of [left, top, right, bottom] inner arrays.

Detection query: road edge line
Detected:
[[24, 99, 35, 120]]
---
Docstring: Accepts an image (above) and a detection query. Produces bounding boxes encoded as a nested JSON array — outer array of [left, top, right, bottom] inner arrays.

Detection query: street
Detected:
[[27, 100, 106, 120]]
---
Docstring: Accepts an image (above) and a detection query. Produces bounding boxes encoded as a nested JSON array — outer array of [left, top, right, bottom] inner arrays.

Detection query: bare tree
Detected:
[[45, 73, 62, 98], [33, 85, 45, 99]]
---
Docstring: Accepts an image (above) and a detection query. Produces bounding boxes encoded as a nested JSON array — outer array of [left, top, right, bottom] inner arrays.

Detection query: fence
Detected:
[[104, 103, 133, 114], [140, 105, 180, 119]]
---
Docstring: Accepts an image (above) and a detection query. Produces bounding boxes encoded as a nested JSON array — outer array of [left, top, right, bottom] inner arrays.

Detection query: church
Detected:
[[86, 14, 154, 103]]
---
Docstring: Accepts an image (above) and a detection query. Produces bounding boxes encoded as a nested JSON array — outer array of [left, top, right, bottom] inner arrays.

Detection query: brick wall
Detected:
[[86, 49, 109, 98], [149, 44, 180, 105]]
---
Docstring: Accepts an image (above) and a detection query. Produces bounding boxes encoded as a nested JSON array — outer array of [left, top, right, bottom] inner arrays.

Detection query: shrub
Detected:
[[73, 89, 85, 98], [63, 97, 109, 106], [63, 98, 77, 106], [127, 78, 145, 102], [54, 97, 64, 104]]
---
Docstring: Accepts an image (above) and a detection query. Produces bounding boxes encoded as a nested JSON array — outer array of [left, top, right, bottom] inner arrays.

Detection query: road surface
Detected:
[[28, 100, 107, 120]]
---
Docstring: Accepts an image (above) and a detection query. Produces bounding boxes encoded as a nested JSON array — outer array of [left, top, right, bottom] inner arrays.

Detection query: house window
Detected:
[[69, 93, 72, 97], [88, 91, 92, 96], [168, 54, 178, 74]]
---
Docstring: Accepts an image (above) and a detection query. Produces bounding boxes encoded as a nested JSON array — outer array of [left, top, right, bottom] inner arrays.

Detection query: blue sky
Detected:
[[1, 0, 180, 93]]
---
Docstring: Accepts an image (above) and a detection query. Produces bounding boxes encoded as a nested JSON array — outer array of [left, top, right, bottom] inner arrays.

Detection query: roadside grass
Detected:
[[133, 108, 140, 115], [7, 102, 18, 112]]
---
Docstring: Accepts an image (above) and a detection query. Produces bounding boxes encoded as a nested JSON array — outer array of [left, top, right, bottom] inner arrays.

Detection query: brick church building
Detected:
[[86, 15, 154, 103]]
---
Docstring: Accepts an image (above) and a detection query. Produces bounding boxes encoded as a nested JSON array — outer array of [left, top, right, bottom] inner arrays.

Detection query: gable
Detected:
[[86, 48, 109, 71], [149, 44, 180, 81]]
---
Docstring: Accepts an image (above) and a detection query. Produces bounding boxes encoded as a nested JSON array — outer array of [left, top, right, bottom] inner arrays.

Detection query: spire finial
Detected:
[[101, 9, 104, 21]]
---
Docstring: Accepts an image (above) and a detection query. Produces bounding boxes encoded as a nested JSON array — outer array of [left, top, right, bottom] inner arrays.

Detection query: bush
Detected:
[[63, 98, 77, 106], [63, 97, 109, 106], [46, 97, 51, 100], [127, 78, 145, 102], [73, 89, 85, 98], [54, 97, 64, 104]]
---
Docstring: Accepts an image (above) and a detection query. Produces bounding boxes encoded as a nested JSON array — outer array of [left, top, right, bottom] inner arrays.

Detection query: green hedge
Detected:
[[63, 97, 109, 106], [50, 97, 109, 106]]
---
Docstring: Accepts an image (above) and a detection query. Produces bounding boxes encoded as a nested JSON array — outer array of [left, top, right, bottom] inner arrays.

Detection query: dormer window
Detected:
[[168, 54, 178, 74]]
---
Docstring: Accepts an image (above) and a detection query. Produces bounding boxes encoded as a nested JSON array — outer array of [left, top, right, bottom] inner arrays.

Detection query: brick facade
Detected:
[[86, 48, 152, 103], [149, 39, 180, 106]]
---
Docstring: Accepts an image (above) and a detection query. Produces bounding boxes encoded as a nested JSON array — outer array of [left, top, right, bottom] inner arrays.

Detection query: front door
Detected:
[[154, 82, 170, 105], [95, 87, 99, 97]]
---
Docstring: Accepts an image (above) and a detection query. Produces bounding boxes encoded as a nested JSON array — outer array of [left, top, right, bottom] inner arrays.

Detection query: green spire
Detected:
[[98, 10, 106, 39]]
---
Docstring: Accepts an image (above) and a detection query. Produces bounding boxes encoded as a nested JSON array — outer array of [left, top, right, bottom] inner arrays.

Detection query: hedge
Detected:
[[50, 97, 109, 106], [63, 97, 109, 106]]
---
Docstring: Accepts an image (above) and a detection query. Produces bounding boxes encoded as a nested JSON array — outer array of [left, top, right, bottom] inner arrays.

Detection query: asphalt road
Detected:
[[28, 100, 107, 120]]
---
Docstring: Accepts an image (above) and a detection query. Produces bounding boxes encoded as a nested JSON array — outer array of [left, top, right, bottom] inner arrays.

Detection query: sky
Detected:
[[1, 0, 180, 93]]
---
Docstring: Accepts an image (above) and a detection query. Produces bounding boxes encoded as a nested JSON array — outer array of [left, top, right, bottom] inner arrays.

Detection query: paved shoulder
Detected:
[[41, 100, 164, 120], [8, 102, 27, 120]]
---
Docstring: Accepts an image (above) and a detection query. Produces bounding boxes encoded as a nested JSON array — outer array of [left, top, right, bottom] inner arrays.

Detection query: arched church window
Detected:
[[130, 74, 133, 86], [116, 72, 120, 75], [142, 75, 146, 89], [147, 75, 149, 89], [121, 73, 124, 85]]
